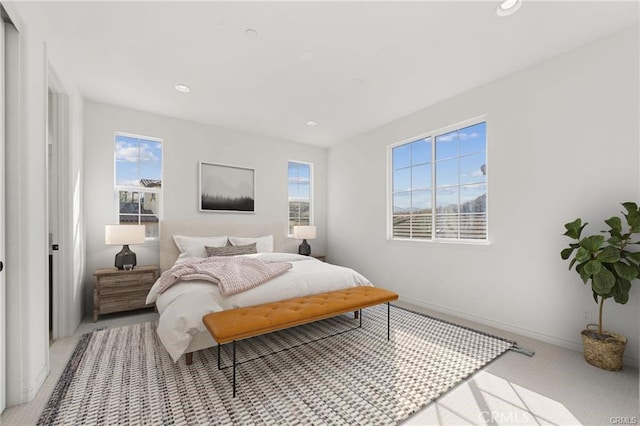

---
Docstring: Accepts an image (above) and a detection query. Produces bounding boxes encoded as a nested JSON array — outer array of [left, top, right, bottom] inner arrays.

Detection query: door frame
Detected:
[[0, 2, 20, 410], [0, 11, 6, 415], [46, 64, 71, 340]]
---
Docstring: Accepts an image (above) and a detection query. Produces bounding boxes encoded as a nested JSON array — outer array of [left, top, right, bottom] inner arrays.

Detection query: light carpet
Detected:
[[38, 305, 515, 425]]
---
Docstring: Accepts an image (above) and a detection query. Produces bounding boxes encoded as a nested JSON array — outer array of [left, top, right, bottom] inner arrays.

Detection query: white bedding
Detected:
[[146, 253, 372, 361]]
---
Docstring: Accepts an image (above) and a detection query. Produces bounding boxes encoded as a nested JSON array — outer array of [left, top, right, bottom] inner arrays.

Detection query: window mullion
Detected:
[[137, 139, 141, 184], [138, 192, 142, 225], [455, 134, 460, 240], [138, 142, 142, 227], [431, 150, 436, 240], [410, 142, 415, 239]]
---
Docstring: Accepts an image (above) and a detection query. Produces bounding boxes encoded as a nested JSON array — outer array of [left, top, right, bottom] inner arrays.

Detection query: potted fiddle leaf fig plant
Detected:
[[561, 202, 640, 371]]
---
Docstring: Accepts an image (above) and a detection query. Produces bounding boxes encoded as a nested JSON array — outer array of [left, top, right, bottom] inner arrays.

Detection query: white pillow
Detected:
[[228, 235, 274, 253], [173, 235, 228, 263]]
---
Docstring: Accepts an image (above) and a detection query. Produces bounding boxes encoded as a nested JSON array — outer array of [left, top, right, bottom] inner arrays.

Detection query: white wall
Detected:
[[2, 1, 84, 406], [328, 26, 640, 364], [83, 101, 327, 311]]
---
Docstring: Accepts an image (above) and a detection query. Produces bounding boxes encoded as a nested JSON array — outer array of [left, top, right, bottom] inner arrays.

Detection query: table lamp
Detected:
[[293, 225, 316, 256], [105, 225, 146, 270]]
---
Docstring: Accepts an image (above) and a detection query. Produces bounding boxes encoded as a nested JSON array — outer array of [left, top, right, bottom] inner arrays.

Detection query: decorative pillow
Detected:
[[173, 235, 228, 263], [205, 243, 257, 257], [228, 235, 274, 253]]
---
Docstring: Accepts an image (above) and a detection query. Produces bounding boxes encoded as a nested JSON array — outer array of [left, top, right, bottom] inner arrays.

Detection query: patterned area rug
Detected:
[[38, 305, 515, 425]]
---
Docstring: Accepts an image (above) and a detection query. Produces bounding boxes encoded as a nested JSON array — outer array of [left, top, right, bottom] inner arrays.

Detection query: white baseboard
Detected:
[[398, 295, 639, 368], [22, 364, 48, 403]]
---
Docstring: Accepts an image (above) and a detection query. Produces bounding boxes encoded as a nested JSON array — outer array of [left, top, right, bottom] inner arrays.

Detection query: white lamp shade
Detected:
[[105, 225, 146, 245], [293, 225, 316, 240]]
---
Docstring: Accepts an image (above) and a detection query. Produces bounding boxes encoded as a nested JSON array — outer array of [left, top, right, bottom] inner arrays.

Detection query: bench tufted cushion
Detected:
[[203, 286, 398, 344]]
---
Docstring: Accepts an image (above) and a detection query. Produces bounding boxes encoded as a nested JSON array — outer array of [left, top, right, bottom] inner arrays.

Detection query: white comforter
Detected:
[[146, 253, 372, 361]]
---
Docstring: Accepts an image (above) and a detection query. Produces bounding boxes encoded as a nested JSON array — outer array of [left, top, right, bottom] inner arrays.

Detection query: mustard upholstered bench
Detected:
[[202, 286, 398, 397]]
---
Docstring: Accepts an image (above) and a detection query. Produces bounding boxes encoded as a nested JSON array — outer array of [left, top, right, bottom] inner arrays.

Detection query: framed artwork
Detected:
[[199, 162, 255, 213]]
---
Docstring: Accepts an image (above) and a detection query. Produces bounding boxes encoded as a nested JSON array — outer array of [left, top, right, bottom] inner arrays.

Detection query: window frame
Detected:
[[387, 116, 489, 244], [287, 160, 314, 237], [113, 131, 163, 242]]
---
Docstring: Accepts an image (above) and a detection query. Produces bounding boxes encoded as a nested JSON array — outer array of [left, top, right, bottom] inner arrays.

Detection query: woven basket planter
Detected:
[[581, 325, 627, 371]]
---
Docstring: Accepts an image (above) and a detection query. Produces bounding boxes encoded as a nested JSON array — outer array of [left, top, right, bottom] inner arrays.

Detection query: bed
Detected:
[[146, 221, 373, 362]]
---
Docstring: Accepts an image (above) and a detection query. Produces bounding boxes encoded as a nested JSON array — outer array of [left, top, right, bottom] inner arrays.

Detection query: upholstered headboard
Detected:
[[159, 221, 288, 272]]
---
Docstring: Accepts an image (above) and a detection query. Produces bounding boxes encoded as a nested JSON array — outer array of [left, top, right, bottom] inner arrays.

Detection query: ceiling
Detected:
[[38, 1, 639, 148]]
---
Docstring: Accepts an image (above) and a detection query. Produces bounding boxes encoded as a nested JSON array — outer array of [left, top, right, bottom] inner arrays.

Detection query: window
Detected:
[[288, 161, 313, 235], [390, 120, 487, 241], [114, 133, 162, 239]]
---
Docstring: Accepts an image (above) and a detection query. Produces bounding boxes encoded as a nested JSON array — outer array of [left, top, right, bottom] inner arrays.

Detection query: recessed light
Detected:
[[245, 28, 258, 37], [306, 120, 318, 127], [496, 0, 522, 16], [175, 84, 191, 93]]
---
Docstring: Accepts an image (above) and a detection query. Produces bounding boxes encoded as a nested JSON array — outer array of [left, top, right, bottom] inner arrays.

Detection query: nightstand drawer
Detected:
[[99, 291, 152, 314], [99, 280, 155, 295], [100, 271, 156, 286], [99, 273, 156, 290]]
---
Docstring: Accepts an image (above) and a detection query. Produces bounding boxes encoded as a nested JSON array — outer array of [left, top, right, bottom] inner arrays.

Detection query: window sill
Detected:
[[388, 237, 491, 246], [141, 238, 160, 247]]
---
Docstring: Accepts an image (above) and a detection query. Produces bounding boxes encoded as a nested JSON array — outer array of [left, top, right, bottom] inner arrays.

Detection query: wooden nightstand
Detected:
[[311, 254, 326, 262], [93, 265, 160, 322]]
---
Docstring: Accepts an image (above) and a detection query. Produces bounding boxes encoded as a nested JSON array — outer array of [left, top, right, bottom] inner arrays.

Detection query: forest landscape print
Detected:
[[199, 162, 255, 212]]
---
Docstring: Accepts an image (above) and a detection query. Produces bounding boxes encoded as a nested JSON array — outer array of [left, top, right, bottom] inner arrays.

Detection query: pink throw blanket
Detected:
[[157, 256, 292, 297]]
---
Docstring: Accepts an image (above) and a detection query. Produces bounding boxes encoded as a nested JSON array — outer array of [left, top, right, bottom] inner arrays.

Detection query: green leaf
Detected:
[[563, 219, 585, 240], [578, 264, 590, 284], [612, 279, 631, 304], [626, 259, 640, 275], [613, 262, 638, 281], [607, 236, 623, 246], [583, 260, 602, 276], [592, 269, 616, 295], [569, 257, 577, 270], [622, 202, 640, 228], [624, 251, 640, 263], [575, 247, 590, 263], [560, 247, 575, 260], [605, 216, 623, 237], [580, 235, 604, 253], [619, 277, 632, 292], [592, 291, 599, 304], [597, 246, 620, 263]]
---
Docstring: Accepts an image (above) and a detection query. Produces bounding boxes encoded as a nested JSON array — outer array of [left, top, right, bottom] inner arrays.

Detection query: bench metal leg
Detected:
[[387, 302, 390, 340], [221, 303, 394, 397], [233, 340, 237, 398]]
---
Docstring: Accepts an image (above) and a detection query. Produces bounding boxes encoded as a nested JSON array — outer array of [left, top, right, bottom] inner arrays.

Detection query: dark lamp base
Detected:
[[298, 239, 311, 256], [115, 245, 137, 270]]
